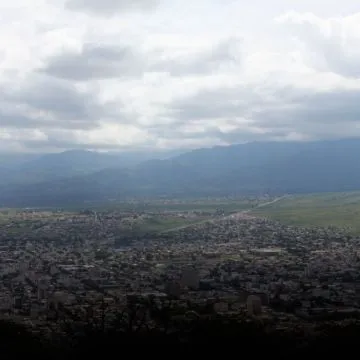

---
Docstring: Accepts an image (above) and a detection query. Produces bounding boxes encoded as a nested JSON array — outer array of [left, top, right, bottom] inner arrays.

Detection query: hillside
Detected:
[[0, 149, 182, 187], [1, 139, 360, 206]]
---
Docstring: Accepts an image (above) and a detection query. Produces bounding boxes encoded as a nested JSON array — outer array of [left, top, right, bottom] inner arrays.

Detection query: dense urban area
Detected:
[[1, 198, 360, 347]]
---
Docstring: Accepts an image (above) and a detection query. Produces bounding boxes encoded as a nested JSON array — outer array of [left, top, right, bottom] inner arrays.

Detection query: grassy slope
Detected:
[[250, 192, 360, 233]]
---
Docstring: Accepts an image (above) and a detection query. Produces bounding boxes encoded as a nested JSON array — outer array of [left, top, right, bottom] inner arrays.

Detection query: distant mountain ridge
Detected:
[[1, 139, 360, 206], [0, 149, 183, 187]]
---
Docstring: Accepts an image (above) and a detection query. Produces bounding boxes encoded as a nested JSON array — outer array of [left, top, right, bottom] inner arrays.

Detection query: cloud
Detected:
[[150, 37, 242, 76], [250, 88, 360, 139], [40, 43, 145, 81], [164, 77, 360, 144], [41, 37, 242, 81], [0, 74, 105, 130], [1, 1, 360, 153], [276, 11, 360, 78], [168, 85, 261, 121], [65, 0, 159, 16]]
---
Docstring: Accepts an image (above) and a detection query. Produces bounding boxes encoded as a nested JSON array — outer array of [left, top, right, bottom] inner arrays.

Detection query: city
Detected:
[[1, 204, 360, 342]]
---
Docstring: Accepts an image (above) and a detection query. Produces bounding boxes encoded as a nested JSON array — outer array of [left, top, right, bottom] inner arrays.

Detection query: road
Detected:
[[161, 196, 287, 233], [253, 195, 287, 209], [225, 195, 287, 220]]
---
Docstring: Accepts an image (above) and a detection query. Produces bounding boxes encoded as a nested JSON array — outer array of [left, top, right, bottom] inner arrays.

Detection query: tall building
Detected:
[[49, 291, 67, 310], [13, 296, 23, 310], [165, 281, 181, 298], [247, 295, 262, 316], [38, 284, 47, 300], [214, 301, 229, 313], [181, 267, 200, 290]]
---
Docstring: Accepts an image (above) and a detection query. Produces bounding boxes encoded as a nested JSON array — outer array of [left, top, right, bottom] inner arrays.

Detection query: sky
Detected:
[[1, 0, 360, 153]]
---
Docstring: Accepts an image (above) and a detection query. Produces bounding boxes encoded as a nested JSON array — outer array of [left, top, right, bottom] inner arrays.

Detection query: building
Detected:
[[247, 295, 262, 316], [181, 267, 200, 290]]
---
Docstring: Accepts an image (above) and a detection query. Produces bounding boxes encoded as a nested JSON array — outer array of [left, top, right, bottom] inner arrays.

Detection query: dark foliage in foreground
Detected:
[[1, 318, 360, 358]]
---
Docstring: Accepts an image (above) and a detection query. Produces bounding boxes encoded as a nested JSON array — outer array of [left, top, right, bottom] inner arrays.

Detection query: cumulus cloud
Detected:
[[150, 37, 242, 76], [0, 74, 104, 130], [41, 37, 242, 81], [65, 0, 159, 16], [40, 44, 145, 81], [0, 0, 360, 152], [164, 77, 360, 144], [276, 12, 360, 78]]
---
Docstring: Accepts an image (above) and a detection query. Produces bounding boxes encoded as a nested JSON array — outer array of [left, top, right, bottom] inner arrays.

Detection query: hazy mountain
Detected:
[[0, 149, 184, 186], [0, 153, 40, 168], [2, 139, 360, 206]]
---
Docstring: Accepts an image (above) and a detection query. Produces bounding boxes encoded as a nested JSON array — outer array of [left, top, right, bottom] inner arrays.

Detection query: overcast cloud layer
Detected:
[[1, 0, 360, 153]]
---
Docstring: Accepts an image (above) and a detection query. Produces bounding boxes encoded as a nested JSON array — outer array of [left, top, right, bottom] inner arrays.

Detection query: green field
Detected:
[[250, 192, 360, 233], [67, 197, 265, 214], [0, 198, 267, 237], [6, 193, 360, 234]]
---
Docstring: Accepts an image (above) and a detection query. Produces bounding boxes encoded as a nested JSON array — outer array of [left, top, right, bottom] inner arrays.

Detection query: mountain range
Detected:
[[1, 138, 360, 207]]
